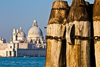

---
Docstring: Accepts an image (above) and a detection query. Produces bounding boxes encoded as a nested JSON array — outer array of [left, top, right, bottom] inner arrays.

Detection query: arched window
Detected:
[[30, 39, 33, 43]]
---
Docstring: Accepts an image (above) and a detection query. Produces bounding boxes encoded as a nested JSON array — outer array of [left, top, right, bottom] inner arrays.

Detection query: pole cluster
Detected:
[[45, 0, 99, 67]]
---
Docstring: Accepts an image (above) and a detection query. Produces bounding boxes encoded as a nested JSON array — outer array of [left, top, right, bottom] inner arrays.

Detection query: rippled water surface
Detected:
[[0, 57, 45, 67]]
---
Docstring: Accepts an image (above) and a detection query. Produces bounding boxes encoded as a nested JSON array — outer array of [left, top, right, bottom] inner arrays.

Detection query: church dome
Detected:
[[17, 27, 26, 37], [18, 31, 25, 37], [27, 20, 43, 37]]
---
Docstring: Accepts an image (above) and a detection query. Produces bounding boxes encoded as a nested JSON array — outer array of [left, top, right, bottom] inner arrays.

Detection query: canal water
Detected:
[[0, 57, 45, 67]]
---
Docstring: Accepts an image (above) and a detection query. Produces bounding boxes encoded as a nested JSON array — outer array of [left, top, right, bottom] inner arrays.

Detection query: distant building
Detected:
[[0, 20, 46, 57], [0, 38, 6, 43]]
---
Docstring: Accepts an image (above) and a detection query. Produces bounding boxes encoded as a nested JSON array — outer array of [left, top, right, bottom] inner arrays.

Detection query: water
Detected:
[[0, 57, 45, 67]]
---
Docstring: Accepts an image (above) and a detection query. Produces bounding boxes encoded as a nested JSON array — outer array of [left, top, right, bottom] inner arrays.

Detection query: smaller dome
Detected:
[[17, 27, 25, 37], [18, 31, 25, 37]]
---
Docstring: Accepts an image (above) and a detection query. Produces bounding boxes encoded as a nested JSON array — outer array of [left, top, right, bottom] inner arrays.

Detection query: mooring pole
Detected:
[[93, 0, 100, 67], [45, 1, 69, 67], [66, 0, 91, 67]]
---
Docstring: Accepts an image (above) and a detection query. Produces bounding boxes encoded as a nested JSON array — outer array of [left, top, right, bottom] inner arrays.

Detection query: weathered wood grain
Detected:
[[45, 1, 69, 67], [66, 21, 91, 67], [93, 21, 100, 67], [93, 0, 100, 67], [66, 0, 90, 66], [81, 21, 91, 67], [45, 24, 65, 67]]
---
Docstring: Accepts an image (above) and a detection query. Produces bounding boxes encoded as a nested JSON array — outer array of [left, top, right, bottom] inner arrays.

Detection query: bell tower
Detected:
[[13, 28, 17, 41]]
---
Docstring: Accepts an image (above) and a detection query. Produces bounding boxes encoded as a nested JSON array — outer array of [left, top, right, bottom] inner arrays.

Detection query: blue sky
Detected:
[[0, 0, 94, 42]]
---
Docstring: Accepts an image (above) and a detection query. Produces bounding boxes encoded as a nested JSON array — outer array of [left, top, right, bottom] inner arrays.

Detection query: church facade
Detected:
[[0, 20, 46, 57]]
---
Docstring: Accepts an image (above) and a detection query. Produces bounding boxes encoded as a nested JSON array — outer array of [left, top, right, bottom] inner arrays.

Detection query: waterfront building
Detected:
[[0, 20, 46, 57]]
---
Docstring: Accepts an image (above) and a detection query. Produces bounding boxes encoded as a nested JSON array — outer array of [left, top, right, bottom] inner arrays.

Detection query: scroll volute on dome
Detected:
[[93, 0, 100, 21], [67, 0, 89, 23], [48, 1, 69, 25]]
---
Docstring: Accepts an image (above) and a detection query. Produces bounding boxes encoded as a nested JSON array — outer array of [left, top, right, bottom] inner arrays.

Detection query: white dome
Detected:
[[18, 31, 25, 37], [17, 27, 25, 37], [27, 20, 43, 38], [28, 26, 43, 37]]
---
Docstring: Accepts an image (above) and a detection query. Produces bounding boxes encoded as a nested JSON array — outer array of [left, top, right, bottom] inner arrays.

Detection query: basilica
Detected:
[[0, 20, 46, 57]]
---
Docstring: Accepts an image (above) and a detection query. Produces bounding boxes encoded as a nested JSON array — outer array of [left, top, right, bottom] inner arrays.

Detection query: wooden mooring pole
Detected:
[[66, 0, 91, 67], [93, 0, 100, 67], [45, 1, 69, 67]]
